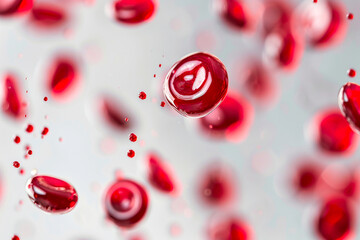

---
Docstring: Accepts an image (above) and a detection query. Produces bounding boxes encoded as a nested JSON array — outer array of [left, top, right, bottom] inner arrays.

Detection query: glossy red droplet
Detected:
[[347, 69, 356, 78], [104, 179, 149, 227], [147, 153, 177, 194], [47, 56, 80, 100], [28, 150, 32, 155], [2, 74, 26, 119], [297, 0, 347, 49], [198, 163, 235, 206], [14, 136, 20, 144], [129, 133, 137, 142], [199, 92, 254, 142], [208, 216, 252, 240], [26, 175, 78, 213], [313, 108, 357, 154], [12, 235, 20, 240], [160, 101, 165, 107], [347, 13, 353, 20], [30, 4, 67, 28], [13, 161, 20, 168], [26, 124, 33, 133], [127, 149, 135, 158], [0, 0, 32, 16], [139, 91, 146, 100], [262, 0, 293, 37], [111, 0, 157, 25], [41, 127, 49, 136], [316, 198, 353, 240], [164, 52, 228, 118], [338, 82, 360, 133], [100, 96, 132, 130], [43, 96, 48, 101]]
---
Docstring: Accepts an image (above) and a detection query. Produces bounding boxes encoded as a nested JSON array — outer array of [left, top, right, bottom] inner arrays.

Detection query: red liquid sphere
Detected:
[[338, 82, 360, 133], [2, 74, 26, 119], [13, 161, 20, 168], [111, 0, 157, 25], [0, 0, 32, 16], [47, 56, 80, 101], [129, 133, 137, 142], [312, 108, 357, 154], [30, 3, 67, 28], [127, 149, 135, 158], [99, 96, 132, 131], [25, 124, 33, 133], [347, 69, 356, 78], [26, 175, 78, 213], [262, 0, 293, 36], [208, 216, 252, 240], [198, 91, 253, 142], [104, 179, 149, 227], [14, 135, 20, 144], [147, 153, 177, 194], [316, 198, 353, 240], [164, 52, 228, 118]]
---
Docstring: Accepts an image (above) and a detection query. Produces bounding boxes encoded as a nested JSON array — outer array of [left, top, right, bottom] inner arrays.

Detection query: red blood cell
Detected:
[[100, 96, 132, 130], [13, 161, 20, 168], [347, 69, 356, 78], [26, 124, 33, 133], [127, 149, 135, 158], [297, 0, 347, 49], [139, 91, 147, 100], [292, 162, 320, 194], [129, 133, 137, 142], [262, 0, 293, 36], [164, 52, 228, 118], [12, 235, 20, 240], [43, 96, 48, 101], [30, 4, 67, 28], [208, 216, 252, 240], [338, 82, 360, 133], [198, 163, 235, 206], [198, 92, 254, 142], [316, 198, 353, 240], [26, 175, 78, 213], [2, 74, 26, 119], [160, 101, 165, 107], [104, 179, 149, 227], [312, 108, 357, 154], [27, 150, 32, 155], [111, 0, 157, 25], [41, 127, 49, 135], [347, 13, 353, 20], [47, 56, 80, 100], [0, 0, 32, 15], [14, 136, 20, 144], [147, 153, 177, 194]]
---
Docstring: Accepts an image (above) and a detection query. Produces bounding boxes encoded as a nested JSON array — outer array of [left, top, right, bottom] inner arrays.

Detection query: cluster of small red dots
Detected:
[[348, 68, 356, 78], [129, 133, 137, 142], [127, 149, 135, 158], [139, 91, 147, 100]]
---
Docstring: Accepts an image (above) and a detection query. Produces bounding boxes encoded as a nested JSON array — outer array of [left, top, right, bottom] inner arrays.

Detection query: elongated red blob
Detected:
[[147, 153, 177, 194], [100, 96, 132, 130], [26, 175, 78, 213], [2, 74, 25, 119], [164, 52, 228, 118], [338, 82, 360, 133], [112, 0, 157, 25], [30, 4, 67, 28], [0, 0, 33, 16], [104, 179, 149, 227]]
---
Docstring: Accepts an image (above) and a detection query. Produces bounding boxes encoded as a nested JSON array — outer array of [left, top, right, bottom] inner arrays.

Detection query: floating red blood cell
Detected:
[[104, 179, 149, 227], [29, 3, 67, 28], [262, 0, 293, 36], [41, 127, 49, 135], [100, 96, 132, 131], [292, 161, 321, 195], [111, 0, 157, 25], [14, 136, 20, 144], [164, 52, 228, 118], [296, 0, 347, 49], [25, 124, 33, 133], [2, 74, 26, 119], [47, 56, 80, 101], [312, 108, 357, 154], [208, 216, 253, 240], [216, 0, 260, 32], [263, 28, 304, 71], [316, 198, 353, 240], [127, 149, 135, 158], [198, 92, 253, 142], [198, 163, 235, 206], [0, 0, 32, 16], [13, 161, 20, 168], [347, 69, 356, 78], [26, 175, 78, 213], [338, 82, 360, 133], [146, 153, 177, 194]]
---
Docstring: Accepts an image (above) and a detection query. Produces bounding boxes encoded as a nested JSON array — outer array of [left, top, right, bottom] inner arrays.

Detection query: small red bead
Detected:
[[348, 69, 356, 78], [28, 150, 32, 155], [347, 13, 354, 20], [129, 133, 137, 142], [14, 136, 21, 144], [160, 101, 165, 107], [127, 149, 135, 158], [13, 161, 20, 168], [26, 124, 34, 133], [12, 235, 20, 240], [42, 127, 49, 135], [139, 91, 147, 100], [44, 96, 48, 101]]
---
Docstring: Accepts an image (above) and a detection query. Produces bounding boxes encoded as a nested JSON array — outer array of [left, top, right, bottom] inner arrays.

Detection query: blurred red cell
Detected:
[[26, 175, 78, 213], [208, 215, 253, 240], [111, 0, 157, 25], [163, 52, 228, 118], [316, 198, 353, 240], [311, 108, 357, 155], [29, 3, 67, 29], [99, 96, 133, 131], [0, 0, 32, 16], [104, 179, 149, 228], [296, 0, 347, 49], [262, 0, 293, 36], [146, 153, 178, 195], [292, 161, 321, 195], [2, 74, 26, 120], [338, 82, 360, 133], [198, 91, 253, 142], [47, 56, 80, 101], [198, 163, 236, 207]]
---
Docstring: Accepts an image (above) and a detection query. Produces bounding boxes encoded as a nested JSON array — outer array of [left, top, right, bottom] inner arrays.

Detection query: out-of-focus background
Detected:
[[1, 0, 360, 239]]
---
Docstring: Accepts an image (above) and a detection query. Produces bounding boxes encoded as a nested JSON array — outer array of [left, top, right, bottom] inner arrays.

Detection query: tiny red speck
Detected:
[[26, 124, 34, 133], [347, 13, 354, 20], [153, 74, 156, 78], [12, 235, 20, 240], [20, 169, 25, 175], [42, 127, 49, 135], [129, 133, 137, 142], [139, 91, 147, 100], [160, 101, 165, 107], [348, 69, 356, 78], [44, 96, 48, 101], [127, 149, 135, 158], [14, 136, 21, 144], [13, 161, 20, 168], [28, 150, 32, 155], [159, 64, 162, 68]]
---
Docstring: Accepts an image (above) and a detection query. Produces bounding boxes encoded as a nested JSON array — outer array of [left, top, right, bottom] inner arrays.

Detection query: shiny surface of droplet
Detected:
[[112, 0, 157, 25], [338, 82, 360, 133]]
